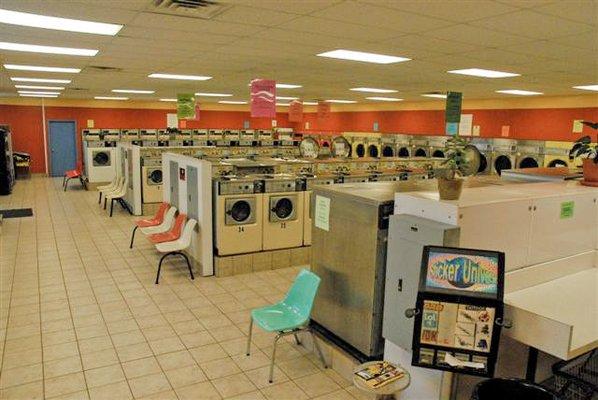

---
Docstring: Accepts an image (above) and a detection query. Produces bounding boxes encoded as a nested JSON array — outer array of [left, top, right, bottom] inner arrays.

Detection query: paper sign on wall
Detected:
[[314, 195, 331, 231], [87, 119, 94, 128], [271, 119, 277, 127], [243, 120, 250, 129], [446, 122, 459, 136], [167, 113, 178, 129], [573, 120, 584, 133], [305, 122, 310, 129], [288, 100, 303, 122], [373, 122, 379, 132], [472, 125, 481, 136], [501, 125, 510, 137], [250, 79, 276, 118], [179, 120, 187, 129], [459, 114, 473, 136]]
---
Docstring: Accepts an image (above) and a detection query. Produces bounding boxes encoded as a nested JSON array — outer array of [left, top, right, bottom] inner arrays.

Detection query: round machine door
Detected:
[[269, 195, 297, 222], [432, 149, 445, 158], [299, 137, 319, 159], [355, 143, 365, 157], [414, 148, 428, 157], [331, 136, 351, 158], [148, 169, 162, 185], [225, 198, 255, 225], [368, 144, 379, 158], [478, 154, 488, 173], [519, 156, 539, 168], [548, 159, 568, 168], [382, 145, 395, 157], [398, 147, 410, 158], [494, 155, 512, 175], [92, 151, 110, 166]]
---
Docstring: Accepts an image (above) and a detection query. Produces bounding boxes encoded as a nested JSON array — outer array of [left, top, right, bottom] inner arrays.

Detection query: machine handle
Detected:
[[404, 308, 420, 318], [495, 317, 512, 329]]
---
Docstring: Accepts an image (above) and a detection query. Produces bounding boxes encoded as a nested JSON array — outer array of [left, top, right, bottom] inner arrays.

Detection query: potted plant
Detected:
[[435, 135, 470, 200], [569, 127, 598, 186]]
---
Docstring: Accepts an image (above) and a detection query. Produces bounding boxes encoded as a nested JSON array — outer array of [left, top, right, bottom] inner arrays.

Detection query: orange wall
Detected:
[[1, 104, 596, 173]]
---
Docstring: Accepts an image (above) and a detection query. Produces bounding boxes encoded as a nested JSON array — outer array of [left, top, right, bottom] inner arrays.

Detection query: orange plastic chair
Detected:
[[149, 213, 186, 244], [129, 203, 170, 248]]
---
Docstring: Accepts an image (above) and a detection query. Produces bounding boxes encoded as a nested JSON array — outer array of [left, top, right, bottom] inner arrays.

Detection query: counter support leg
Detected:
[[526, 347, 539, 382]]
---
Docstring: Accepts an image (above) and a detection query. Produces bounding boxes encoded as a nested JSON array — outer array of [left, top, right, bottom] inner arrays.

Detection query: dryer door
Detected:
[[147, 169, 162, 185], [92, 150, 111, 166], [519, 156, 539, 168], [269, 195, 297, 222], [398, 147, 410, 158], [225, 198, 256, 225], [494, 154, 512, 175]]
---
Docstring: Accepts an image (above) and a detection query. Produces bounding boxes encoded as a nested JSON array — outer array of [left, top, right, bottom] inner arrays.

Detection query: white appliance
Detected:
[[396, 134, 412, 158], [262, 175, 304, 250], [85, 146, 116, 183], [142, 157, 163, 203], [411, 137, 430, 157], [516, 140, 544, 169], [491, 138, 517, 175], [471, 138, 493, 174]]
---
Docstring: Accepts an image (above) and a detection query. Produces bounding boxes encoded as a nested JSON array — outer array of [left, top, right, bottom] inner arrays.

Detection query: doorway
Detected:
[[48, 121, 77, 177]]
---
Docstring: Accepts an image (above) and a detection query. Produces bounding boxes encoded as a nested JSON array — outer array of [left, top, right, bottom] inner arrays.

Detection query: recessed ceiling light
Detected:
[[218, 100, 247, 105], [18, 90, 61, 95], [112, 89, 154, 94], [302, 101, 318, 106], [94, 96, 128, 100], [19, 93, 58, 98], [350, 87, 397, 93], [276, 83, 302, 89], [195, 92, 233, 97], [317, 49, 410, 64], [0, 42, 98, 56], [448, 68, 520, 78], [15, 85, 64, 90], [149, 73, 212, 81], [3, 64, 81, 73], [277, 96, 298, 100], [421, 93, 447, 99], [572, 85, 598, 92], [366, 96, 403, 102], [11, 77, 71, 83], [159, 98, 177, 102], [0, 8, 122, 35], [325, 99, 357, 104], [496, 89, 543, 96], [276, 103, 291, 107]]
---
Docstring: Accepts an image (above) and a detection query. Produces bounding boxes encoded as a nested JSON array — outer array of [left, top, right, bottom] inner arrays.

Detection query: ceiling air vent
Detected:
[[151, 0, 230, 19], [85, 66, 123, 72]]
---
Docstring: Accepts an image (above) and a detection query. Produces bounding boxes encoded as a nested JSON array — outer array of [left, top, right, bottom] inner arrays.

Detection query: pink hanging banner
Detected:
[[288, 100, 303, 122], [250, 79, 276, 118], [317, 101, 331, 120]]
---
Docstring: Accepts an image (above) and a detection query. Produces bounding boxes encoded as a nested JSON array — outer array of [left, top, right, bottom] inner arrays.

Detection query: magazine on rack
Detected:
[[354, 361, 405, 389]]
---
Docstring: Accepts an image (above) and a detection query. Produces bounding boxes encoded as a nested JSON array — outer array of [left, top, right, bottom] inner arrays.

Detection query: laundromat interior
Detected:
[[0, 1, 597, 399]]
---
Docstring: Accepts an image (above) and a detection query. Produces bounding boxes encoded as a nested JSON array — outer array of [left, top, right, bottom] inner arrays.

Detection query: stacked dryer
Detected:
[[350, 135, 367, 158], [395, 134, 412, 158], [380, 135, 396, 157], [515, 140, 545, 169], [491, 138, 517, 175], [429, 136, 447, 158], [365, 136, 381, 158], [470, 138, 493, 174], [544, 141, 575, 168], [411, 136, 430, 157]]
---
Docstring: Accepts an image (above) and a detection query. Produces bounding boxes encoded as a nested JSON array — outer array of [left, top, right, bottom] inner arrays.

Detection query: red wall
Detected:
[[1, 104, 596, 173]]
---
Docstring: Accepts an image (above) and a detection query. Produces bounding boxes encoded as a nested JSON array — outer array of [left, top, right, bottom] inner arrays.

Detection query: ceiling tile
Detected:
[[221, 0, 345, 15], [213, 5, 300, 26], [532, 0, 598, 25], [281, 15, 403, 41], [423, 24, 535, 47]]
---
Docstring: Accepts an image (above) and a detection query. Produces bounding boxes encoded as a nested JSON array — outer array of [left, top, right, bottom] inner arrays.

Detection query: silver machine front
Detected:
[[269, 194, 298, 222], [225, 198, 256, 225]]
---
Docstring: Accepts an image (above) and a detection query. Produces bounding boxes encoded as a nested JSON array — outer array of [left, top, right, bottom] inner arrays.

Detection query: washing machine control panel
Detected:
[[217, 180, 262, 195]]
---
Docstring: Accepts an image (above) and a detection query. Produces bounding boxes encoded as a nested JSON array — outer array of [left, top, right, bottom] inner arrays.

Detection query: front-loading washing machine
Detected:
[[86, 146, 116, 183], [470, 138, 493, 174], [380, 135, 396, 157], [350, 136, 367, 158], [515, 140, 544, 169], [491, 138, 517, 175], [299, 136, 320, 159], [142, 157, 163, 204], [262, 174, 304, 250], [411, 137, 430, 157], [396, 134, 411, 158], [366, 137, 381, 158], [429, 136, 447, 158], [331, 136, 351, 158], [213, 178, 264, 256], [544, 141, 575, 168]]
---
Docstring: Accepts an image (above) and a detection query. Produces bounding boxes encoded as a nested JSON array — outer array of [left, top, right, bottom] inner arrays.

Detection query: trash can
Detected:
[[471, 378, 562, 400]]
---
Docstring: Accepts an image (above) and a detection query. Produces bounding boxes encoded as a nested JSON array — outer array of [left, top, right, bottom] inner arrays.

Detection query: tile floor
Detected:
[[0, 177, 371, 400]]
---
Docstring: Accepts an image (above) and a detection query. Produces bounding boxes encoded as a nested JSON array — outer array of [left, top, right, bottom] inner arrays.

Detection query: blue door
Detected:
[[49, 121, 77, 177]]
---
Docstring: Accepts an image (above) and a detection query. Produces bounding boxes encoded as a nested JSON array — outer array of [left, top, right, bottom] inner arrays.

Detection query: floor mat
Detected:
[[0, 208, 33, 218]]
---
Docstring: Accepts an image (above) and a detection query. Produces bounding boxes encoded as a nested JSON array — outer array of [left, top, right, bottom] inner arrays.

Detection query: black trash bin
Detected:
[[471, 378, 562, 400]]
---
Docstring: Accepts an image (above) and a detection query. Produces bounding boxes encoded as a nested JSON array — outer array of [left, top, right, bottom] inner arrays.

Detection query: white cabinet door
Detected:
[[528, 193, 598, 265], [459, 200, 533, 271]]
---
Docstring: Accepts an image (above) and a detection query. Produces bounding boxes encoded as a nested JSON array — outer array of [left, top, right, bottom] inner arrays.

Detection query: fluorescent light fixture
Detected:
[[218, 100, 247, 105], [195, 92, 233, 97], [149, 73, 212, 81], [19, 93, 58, 98], [276, 103, 290, 107], [112, 89, 155, 94], [159, 98, 177, 102], [0, 42, 98, 56], [3, 64, 80, 73], [366, 96, 403, 102], [15, 85, 64, 90], [496, 89, 543, 96], [277, 96, 298, 100], [317, 49, 410, 64], [302, 101, 318, 106], [573, 85, 598, 92], [325, 99, 357, 104], [276, 83, 302, 89], [0, 8, 122, 35], [18, 90, 60, 95], [11, 77, 71, 83], [351, 87, 397, 93], [94, 96, 128, 100], [422, 93, 447, 99], [448, 68, 519, 78]]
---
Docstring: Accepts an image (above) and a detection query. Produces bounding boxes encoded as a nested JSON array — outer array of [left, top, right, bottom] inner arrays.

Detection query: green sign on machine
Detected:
[[177, 93, 196, 119], [560, 201, 574, 219]]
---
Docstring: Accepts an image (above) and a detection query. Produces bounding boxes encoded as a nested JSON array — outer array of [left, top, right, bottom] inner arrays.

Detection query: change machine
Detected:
[[410, 246, 506, 377]]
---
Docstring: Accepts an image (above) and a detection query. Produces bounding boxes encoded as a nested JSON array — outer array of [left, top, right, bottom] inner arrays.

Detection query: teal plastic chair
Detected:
[[246, 269, 327, 382]]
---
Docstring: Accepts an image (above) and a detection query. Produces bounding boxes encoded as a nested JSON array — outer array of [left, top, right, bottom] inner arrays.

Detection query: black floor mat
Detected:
[[0, 208, 33, 218]]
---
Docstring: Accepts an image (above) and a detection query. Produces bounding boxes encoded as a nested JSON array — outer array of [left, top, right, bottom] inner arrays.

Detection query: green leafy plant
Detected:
[[569, 128, 598, 164], [436, 135, 470, 179]]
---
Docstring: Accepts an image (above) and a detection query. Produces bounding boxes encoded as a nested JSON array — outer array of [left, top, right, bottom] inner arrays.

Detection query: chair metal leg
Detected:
[[98, 192, 102, 204], [246, 318, 253, 356], [269, 333, 282, 383], [179, 252, 194, 280], [129, 226, 138, 249], [293, 333, 301, 346], [110, 199, 115, 217], [103, 197, 107, 209], [64, 178, 70, 191], [156, 252, 171, 284], [62, 176, 66, 187], [310, 329, 328, 369]]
